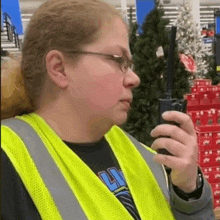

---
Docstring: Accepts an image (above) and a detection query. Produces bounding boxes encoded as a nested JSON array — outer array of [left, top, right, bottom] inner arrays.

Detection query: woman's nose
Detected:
[[123, 69, 141, 89]]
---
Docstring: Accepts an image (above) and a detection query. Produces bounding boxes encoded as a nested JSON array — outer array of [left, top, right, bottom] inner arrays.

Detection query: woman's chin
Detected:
[[112, 112, 128, 126]]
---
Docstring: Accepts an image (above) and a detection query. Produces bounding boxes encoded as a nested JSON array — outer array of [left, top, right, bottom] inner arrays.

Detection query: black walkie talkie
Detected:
[[158, 26, 187, 157]]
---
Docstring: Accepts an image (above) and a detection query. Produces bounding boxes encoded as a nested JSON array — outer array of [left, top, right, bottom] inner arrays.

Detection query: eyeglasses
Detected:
[[65, 50, 134, 73]]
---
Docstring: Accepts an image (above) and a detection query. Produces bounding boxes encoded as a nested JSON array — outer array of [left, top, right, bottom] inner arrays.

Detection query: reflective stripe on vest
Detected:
[[2, 117, 172, 219]]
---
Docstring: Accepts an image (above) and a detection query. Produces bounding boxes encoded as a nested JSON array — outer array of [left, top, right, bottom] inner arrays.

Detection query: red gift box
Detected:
[[188, 111, 201, 125], [213, 132, 220, 149], [197, 85, 211, 94], [200, 93, 212, 106], [211, 150, 220, 166], [199, 150, 220, 167], [193, 79, 212, 86], [191, 86, 198, 93], [199, 109, 219, 126], [199, 150, 212, 167], [211, 183, 220, 199], [213, 167, 220, 183], [185, 94, 200, 110], [197, 132, 213, 150], [210, 85, 220, 93], [202, 167, 212, 182], [210, 109, 219, 125], [214, 151, 220, 165], [201, 166, 220, 183], [200, 110, 211, 125], [211, 92, 220, 109], [217, 110, 220, 124], [195, 124, 220, 132], [191, 111, 202, 128]]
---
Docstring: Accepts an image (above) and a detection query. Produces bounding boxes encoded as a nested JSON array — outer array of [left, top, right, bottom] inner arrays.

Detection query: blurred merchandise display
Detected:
[[185, 79, 220, 217]]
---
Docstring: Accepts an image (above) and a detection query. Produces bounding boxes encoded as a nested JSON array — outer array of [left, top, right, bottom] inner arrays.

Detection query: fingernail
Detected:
[[150, 129, 155, 136], [162, 111, 169, 117]]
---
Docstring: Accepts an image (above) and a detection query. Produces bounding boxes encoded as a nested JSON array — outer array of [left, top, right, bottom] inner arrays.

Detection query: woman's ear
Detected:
[[45, 50, 69, 89]]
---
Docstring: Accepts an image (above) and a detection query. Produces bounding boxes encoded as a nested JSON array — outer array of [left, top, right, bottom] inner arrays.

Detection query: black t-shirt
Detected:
[[1, 137, 141, 220]]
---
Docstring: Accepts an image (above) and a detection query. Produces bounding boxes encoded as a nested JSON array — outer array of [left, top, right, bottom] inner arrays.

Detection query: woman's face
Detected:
[[65, 18, 140, 126]]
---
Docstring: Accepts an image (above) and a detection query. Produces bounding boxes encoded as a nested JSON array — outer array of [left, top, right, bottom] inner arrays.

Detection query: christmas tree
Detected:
[[123, 1, 191, 146], [175, 4, 211, 79], [206, 54, 220, 85], [122, 1, 170, 145]]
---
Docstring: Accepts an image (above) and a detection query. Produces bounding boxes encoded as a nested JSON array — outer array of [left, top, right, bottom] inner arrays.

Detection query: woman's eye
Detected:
[[113, 57, 124, 64]]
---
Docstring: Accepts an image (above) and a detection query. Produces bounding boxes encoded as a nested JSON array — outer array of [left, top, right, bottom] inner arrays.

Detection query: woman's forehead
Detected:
[[92, 18, 130, 54]]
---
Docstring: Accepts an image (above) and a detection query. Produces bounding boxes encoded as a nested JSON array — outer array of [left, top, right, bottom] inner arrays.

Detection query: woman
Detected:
[[1, 0, 215, 219]]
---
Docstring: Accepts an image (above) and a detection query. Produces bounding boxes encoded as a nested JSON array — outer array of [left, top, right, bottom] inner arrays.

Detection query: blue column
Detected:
[[135, 0, 155, 34], [216, 14, 220, 35], [215, 11, 220, 71], [1, 0, 23, 34], [1, 10, 3, 31]]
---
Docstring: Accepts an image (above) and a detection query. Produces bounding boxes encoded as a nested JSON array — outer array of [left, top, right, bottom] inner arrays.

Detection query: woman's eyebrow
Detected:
[[116, 45, 131, 57]]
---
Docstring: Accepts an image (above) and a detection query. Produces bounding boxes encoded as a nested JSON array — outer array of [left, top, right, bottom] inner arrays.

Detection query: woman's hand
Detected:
[[150, 111, 198, 193]]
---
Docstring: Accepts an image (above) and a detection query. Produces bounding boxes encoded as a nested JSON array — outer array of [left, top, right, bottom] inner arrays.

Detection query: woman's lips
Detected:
[[120, 100, 131, 110]]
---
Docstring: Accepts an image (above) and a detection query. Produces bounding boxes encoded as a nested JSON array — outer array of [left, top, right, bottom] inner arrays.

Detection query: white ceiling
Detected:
[[19, 0, 135, 14], [19, 0, 220, 14]]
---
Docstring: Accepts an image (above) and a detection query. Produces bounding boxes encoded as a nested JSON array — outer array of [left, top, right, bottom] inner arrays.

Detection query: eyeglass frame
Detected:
[[63, 50, 134, 73]]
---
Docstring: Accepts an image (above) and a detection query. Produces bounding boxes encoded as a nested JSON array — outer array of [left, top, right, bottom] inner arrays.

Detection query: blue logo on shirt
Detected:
[[98, 167, 126, 192]]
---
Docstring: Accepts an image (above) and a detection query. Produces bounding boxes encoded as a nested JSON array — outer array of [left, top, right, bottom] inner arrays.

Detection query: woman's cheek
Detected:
[[86, 74, 124, 110]]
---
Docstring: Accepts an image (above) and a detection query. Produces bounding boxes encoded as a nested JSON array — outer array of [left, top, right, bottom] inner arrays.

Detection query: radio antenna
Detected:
[[165, 26, 177, 99]]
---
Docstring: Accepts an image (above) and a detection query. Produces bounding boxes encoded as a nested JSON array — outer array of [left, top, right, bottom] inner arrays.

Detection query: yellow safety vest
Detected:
[[1, 113, 175, 220]]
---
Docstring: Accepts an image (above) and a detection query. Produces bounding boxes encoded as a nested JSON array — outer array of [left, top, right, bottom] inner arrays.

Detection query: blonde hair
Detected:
[[1, 0, 124, 120], [1, 55, 32, 119]]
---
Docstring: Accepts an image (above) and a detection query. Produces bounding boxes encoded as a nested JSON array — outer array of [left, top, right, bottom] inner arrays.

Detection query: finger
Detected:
[[151, 137, 186, 157], [162, 111, 196, 136], [153, 154, 186, 171], [150, 124, 188, 145]]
